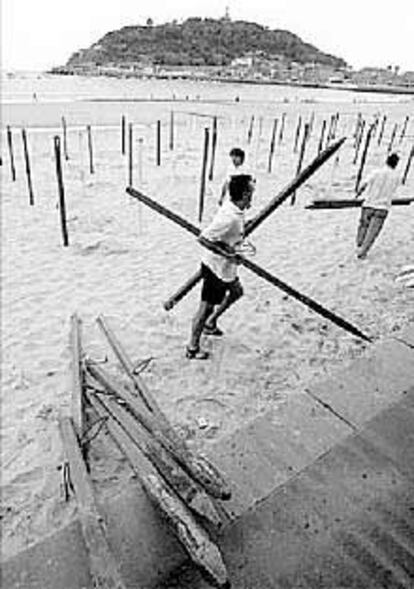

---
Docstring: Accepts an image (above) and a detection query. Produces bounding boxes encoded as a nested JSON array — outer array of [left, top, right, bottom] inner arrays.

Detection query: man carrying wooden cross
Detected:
[[187, 174, 255, 360], [356, 152, 400, 259]]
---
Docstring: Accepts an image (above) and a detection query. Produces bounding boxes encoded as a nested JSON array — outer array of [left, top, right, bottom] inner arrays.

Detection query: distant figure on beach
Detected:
[[219, 147, 254, 206], [355, 152, 400, 259], [32, 92, 38, 102], [186, 174, 255, 359]]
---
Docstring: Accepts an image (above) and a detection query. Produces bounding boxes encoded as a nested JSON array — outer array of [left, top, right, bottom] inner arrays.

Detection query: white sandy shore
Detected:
[[1, 83, 414, 558]]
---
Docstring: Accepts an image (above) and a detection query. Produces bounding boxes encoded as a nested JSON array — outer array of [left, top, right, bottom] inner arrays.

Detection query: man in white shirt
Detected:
[[218, 147, 254, 206], [187, 174, 255, 359], [356, 153, 400, 259]]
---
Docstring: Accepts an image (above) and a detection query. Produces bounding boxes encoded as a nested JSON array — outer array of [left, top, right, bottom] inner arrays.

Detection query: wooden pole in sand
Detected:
[[332, 113, 340, 141], [128, 123, 133, 187], [293, 115, 302, 153], [54, 136, 69, 247], [387, 123, 398, 153], [86, 125, 94, 174], [208, 116, 218, 181], [169, 111, 174, 151], [21, 129, 34, 206], [353, 113, 362, 144], [308, 112, 315, 137], [158, 137, 346, 311], [318, 120, 327, 154], [291, 123, 310, 205], [198, 127, 210, 223], [247, 115, 255, 144], [377, 115, 387, 146], [6, 126, 16, 181], [355, 123, 375, 192], [61, 116, 69, 161], [353, 119, 366, 164], [399, 116, 409, 144], [326, 114, 336, 145], [267, 118, 278, 173], [278, 113, 286, 144], [121, 115, 126, 155], [138, 137, 144, 184], [402, 144, 414, 185], [156, 120, 161, 166]]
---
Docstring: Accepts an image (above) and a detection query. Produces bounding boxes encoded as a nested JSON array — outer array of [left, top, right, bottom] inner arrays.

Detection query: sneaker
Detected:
[[185, 346, 210, 360], [203, 324, 224, 336]]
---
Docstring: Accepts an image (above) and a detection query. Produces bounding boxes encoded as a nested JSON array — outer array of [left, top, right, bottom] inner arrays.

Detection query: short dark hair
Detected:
[[229, 174, 253, 202], [229, 147, 245, 162], [386, 153, 400, 168]]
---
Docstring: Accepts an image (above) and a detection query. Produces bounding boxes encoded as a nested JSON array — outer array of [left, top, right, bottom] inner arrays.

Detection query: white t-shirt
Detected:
[[362, 165, 400, 210], [201, 200, 244, 282]]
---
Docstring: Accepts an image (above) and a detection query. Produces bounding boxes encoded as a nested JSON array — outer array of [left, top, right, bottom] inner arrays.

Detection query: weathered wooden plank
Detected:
[[96, 315, 165, 421], [87, 388, 223, 527], [94, 317, 232, 500], [69, 313, 85, 438], [58, 417, 127, 589], [85, 360, 232, 501], [86, 394, 229, 587]]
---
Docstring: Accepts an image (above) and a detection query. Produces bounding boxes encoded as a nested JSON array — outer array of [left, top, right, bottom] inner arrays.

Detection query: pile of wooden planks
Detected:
[[59, 313, 231, 588]]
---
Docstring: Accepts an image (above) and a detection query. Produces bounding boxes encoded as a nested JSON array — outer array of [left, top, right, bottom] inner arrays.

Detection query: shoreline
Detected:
[[49, 69, 414, 96]]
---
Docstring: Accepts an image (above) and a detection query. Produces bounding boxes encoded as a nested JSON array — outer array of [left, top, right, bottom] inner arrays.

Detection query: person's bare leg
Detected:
[[189, 301, 214, 351], [205, 280, 243, 329]]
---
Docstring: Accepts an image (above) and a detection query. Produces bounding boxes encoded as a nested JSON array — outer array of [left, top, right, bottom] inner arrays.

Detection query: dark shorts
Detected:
[[201, 264, 230, 306]]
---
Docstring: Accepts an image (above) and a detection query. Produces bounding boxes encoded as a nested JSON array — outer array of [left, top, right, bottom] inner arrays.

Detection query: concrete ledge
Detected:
[[305, 338, 414, 429], [2, 520, 92, 589]]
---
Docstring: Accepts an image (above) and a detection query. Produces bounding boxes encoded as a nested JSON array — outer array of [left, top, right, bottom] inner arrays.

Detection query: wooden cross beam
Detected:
[[127, 186, 372, 343], [161, 137, 346, 311], [306, 197, 414, 210]]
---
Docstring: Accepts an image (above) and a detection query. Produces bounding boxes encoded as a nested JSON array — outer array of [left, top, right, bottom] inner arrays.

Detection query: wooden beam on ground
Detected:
[[86, 388, 222, 527], [58, 416, 128, 589], [69, 314, 86, 440], [96, 314, 166, 421], [143, 474, 229, 588], [129, 188, 372, 343], [159, 137, 346, 311], [306, 198, 414, 210], [86, 396, 228, 588], [85, 360, 232, 500]]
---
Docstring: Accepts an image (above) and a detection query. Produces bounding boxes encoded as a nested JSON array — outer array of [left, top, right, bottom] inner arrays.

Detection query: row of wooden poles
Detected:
[[3, 110, 413, 247]]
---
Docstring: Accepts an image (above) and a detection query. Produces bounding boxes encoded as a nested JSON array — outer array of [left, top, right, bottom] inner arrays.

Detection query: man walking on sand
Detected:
[[218, 147, 254, 206], [186, 174, 255, 360], [355, 152, 400, 259]]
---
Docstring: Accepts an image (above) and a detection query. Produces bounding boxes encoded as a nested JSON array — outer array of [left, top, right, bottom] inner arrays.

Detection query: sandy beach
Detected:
[[1, 73, 414, 559]]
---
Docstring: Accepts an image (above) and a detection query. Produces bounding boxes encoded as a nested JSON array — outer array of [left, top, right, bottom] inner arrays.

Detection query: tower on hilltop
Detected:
[[223, 5, 231, 21]]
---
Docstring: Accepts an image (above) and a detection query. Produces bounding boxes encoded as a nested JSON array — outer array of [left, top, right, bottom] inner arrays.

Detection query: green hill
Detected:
[[66, 17, 347, 69]]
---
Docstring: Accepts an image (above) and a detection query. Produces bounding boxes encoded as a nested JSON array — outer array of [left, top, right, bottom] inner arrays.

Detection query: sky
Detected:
[[2, 0, 414, 72]]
